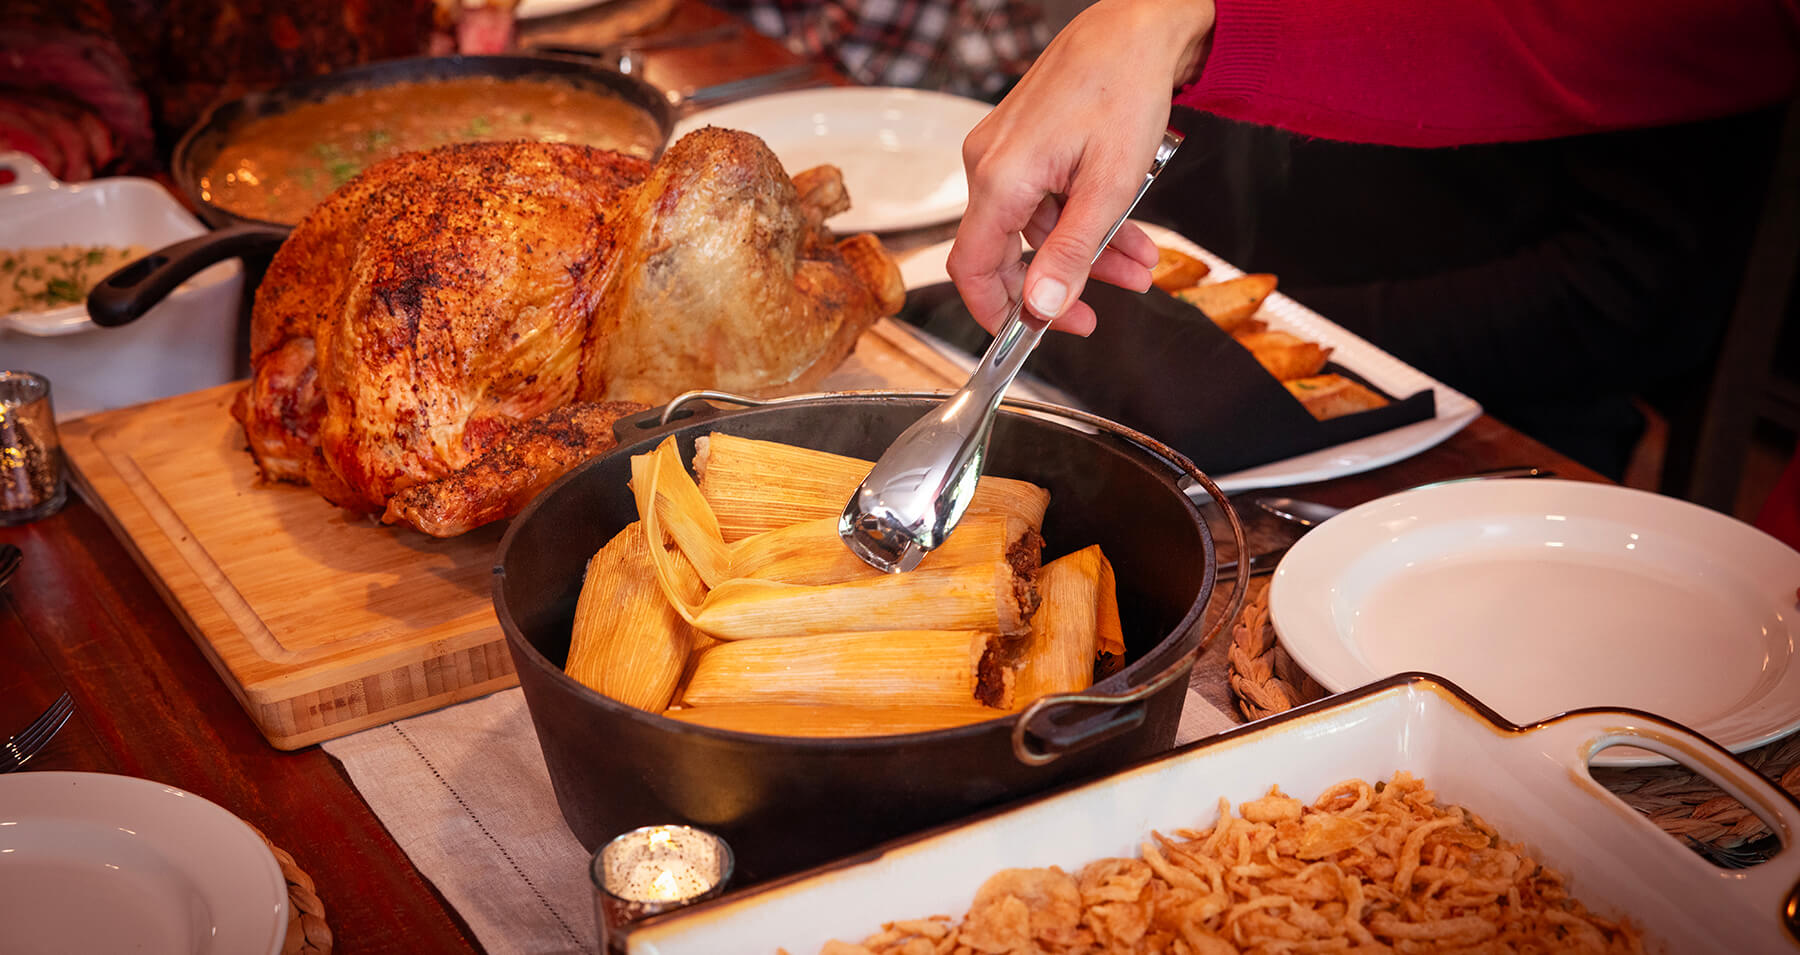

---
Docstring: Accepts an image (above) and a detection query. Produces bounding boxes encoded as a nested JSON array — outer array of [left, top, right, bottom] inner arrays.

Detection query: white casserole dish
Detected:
[[0, 152, 243, 420], [625, 674, 1800, 953]]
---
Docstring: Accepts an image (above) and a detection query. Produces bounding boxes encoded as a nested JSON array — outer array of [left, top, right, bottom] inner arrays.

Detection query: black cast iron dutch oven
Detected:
[[86, 53, 675, 329], [492, 391, 1248, 885]]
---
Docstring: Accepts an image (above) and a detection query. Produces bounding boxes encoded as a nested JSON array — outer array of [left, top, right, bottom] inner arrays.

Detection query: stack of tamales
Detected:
[[563, 434, 1126, 737]]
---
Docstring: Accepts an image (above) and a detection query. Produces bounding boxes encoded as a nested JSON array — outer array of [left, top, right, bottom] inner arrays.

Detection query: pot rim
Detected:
[[492, 390, 1248, 759]]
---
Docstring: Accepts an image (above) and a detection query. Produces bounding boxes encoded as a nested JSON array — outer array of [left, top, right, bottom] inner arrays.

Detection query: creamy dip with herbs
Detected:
[[2, 245, 147, 315]]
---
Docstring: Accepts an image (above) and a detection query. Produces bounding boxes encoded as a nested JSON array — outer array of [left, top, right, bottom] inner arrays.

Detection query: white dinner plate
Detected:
[[0, 772, 288, 955], [1269, 479, 1800, 767], [896, 224, 1483, 491], [673, 87, 992, 234]]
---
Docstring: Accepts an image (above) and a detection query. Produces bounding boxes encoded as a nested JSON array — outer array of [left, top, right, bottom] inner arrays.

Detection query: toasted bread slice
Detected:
[[1234, 330, 1333, 381], [1172, 273, 1278, 329], [1150, 246, 1211, 291], [1283, 374, 1389, 420]]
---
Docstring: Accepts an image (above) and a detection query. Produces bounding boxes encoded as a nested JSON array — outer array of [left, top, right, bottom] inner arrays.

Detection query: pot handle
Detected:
[[86, 223, 289, 328], [1009, 436, 1245, 766], [644, 389, 1251, 768], [609, 390, 770, 443]]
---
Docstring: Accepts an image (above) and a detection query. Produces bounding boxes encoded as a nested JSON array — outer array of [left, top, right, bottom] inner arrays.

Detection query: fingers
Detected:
[[948, 0, 1216, 336], [1106, 222, 1160, 271], [1022, 214, 1156, 294], [1019, 167, 1146, 322], [1051, 301, 1098, 337], [947, 212, 1028, 334]]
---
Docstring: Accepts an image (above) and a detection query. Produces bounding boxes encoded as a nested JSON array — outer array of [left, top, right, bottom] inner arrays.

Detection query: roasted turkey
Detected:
[[231, 128, 904, 537]]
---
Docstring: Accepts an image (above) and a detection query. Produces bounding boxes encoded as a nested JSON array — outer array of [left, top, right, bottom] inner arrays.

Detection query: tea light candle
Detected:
[[592, 825, 733, 952]]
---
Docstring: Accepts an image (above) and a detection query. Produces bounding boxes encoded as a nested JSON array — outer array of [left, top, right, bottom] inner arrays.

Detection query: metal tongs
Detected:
[[838, 129, 1184, 573]]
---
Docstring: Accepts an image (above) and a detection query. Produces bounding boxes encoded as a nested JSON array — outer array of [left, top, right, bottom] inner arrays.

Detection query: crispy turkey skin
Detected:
[[231, 128, 903, 536]]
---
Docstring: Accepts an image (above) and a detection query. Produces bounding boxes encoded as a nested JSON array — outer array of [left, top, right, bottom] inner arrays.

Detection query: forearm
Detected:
[[1178, 0, 1800, 146]]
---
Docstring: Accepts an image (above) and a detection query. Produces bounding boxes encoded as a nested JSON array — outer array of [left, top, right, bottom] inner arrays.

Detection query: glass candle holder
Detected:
[[0, 371, 67, 526], [591, 825, 733, 953]]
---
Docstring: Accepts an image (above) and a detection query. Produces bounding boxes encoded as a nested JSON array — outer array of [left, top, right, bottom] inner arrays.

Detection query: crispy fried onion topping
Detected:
[[811, 772, 1644, 955]]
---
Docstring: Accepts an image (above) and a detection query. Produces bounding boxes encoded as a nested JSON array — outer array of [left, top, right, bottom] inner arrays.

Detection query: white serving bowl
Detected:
[[1, 152, 243, 420]]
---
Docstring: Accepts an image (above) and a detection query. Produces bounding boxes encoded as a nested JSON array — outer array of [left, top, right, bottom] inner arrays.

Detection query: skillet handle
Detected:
[[87, 223, 288, 328], [1532, 709, 1800, 940]]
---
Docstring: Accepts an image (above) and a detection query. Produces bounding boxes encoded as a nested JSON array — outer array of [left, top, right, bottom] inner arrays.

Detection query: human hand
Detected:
[[948, 0, 1214, 335]]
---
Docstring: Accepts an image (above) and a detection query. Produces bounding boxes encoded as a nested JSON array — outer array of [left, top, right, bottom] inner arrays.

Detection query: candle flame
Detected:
[[652, 869, 682, 900]]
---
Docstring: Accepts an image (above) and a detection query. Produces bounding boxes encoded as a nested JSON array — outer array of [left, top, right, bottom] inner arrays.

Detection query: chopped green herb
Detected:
[[43, 278, 83, 304], [327, 158, 362, 187], [1, 244, 147, 314]]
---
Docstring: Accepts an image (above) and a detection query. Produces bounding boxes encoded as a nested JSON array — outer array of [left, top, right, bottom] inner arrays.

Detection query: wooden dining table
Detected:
[[0, 4, 1609, 953]]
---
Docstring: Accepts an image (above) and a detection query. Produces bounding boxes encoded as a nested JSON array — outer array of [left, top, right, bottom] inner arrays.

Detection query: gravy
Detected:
[[200, 75, 664, 225]]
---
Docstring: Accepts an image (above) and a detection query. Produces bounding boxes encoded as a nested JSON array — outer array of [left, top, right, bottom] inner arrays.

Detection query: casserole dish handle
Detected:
[[1531, 709, 1800, 941], [1, 151, 59, 192], [87, 223, 289, 328]]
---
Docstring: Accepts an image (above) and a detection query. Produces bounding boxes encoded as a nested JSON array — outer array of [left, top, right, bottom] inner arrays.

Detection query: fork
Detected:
[[1, 692, 74, 773], [1687, 834, 1782, 869]]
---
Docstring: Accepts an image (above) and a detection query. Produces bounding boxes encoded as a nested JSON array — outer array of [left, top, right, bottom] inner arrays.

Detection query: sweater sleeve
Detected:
[[1174, 0, 1800, 146]]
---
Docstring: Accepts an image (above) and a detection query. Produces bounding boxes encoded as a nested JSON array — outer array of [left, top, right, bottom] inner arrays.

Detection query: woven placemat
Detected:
[[250, 825, 334, 955], [1224, 580, 1800, 852]]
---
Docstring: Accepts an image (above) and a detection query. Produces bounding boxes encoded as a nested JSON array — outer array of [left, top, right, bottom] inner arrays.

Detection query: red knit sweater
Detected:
[[1175, 0, 1800, 146]]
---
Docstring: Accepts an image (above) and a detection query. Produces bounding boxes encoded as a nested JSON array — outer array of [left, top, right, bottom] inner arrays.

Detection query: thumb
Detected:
[[1020, 179, 1140, 324]]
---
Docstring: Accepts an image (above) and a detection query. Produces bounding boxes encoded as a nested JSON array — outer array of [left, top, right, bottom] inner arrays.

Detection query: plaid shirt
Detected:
[[717, 0, 1049, 99]]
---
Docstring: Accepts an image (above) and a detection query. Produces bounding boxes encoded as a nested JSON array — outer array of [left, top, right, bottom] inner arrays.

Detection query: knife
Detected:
[[1214, 542, 1291, 583], [529, 21, 745, 71], [1253, 465, 1555, 529], [670, 64, 823, 108]]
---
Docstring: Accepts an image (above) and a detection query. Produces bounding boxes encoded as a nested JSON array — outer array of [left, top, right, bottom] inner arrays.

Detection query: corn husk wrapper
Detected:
[[639, 435, 1038, 640], [564, 522, 699, 712], [692, 432, 1051, 541], [682, 629, 1011, 708], [631, 438, 729, 588], [1010, 545, 1126, 707], [662, 703, 1004, 737], [730, 513, 1038, 586], [687, 563, 1034, 641]]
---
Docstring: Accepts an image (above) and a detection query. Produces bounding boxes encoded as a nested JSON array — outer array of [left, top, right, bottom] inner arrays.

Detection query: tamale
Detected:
[[691, 432, 1051, 541], [682, 629, 1012, 708], [729, 513, 1040, 586], [631, 437, 729, 587], [686, 561, 1038, 641], [662, 703, 1005, 737], [1010, 545, 1126, 706], [565, 522, 699, 712]]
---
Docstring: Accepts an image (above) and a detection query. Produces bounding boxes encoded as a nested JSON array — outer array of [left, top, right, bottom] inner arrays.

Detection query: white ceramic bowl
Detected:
[[1267, 479, 1800, 766], [1, 152, 243, 420], [0, 772, 288, 955]]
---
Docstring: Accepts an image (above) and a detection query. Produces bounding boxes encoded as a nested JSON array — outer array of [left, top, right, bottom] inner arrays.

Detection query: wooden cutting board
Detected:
[[59, 320, 965, 749]]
